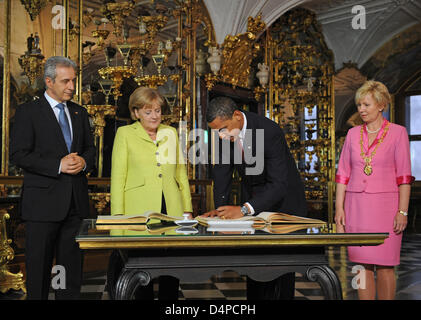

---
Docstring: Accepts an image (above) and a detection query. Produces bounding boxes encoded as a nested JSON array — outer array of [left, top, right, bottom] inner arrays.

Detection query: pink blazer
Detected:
[[336, 119, 414, 193]]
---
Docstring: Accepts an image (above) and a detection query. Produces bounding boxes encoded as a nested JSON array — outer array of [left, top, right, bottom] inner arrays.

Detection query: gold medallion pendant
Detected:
[[359, 121, 390, 178], [364, 164, 372, 176]]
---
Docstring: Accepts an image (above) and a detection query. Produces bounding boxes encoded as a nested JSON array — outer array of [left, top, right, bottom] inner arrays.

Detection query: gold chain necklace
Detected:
[[359, 122, 390, 176]]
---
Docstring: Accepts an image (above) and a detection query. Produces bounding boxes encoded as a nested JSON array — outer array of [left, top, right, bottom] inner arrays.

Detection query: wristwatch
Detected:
[[241, 204, 252, 216], [398, 210, 408, 216]]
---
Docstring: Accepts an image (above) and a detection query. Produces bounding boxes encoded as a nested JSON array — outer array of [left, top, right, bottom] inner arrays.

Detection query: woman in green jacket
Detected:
[[111, 87, 192, 217], [110, 87, 193, 300]]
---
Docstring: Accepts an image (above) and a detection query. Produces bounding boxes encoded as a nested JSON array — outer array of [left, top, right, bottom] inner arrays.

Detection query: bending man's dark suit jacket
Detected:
[[10, 95, 96, 221], [212, 111, 307, 217]]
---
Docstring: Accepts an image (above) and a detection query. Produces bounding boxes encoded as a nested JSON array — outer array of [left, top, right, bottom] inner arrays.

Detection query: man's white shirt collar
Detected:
[[239, 111, 247, 141], [44, 91, 67, 109]]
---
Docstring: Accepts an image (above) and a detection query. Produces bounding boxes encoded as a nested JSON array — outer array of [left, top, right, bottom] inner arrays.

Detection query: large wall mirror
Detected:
[[1, 0, 214, 184]]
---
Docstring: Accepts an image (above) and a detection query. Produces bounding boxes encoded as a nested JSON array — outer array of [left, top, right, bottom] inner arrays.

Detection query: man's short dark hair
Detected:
[[207, 96, 238, 123]]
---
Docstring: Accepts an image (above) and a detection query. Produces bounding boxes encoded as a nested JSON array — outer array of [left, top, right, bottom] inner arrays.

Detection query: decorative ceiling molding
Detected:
[[204, 0, 421, 74], [302, 0, 421, 70], [204, 0, 308, 44]]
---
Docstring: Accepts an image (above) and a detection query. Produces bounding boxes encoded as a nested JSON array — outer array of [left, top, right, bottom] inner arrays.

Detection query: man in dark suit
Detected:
[[10, 56, 95, 300], [203, 96, 307, 300]]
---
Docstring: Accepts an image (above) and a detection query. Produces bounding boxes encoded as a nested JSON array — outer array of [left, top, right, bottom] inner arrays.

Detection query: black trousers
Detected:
[[25, 193, 83, 300], [246, 273, 295, 300]]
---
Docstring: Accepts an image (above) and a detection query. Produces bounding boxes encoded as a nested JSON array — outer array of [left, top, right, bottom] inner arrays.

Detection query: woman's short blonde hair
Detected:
[[128, 87, 164, 120], [355, 80, 391, 111]]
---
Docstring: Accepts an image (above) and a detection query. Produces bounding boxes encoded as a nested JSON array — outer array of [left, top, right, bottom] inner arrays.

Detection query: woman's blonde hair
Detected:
[[128, 87, 164, 120], [355, 80, 391, 111]]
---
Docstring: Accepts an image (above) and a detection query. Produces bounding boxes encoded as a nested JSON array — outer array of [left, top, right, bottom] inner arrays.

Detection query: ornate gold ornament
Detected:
[[0, 208, 26, 294], [18, 54, 44, 86], [134, 74, 168, 89], [133, 39, 179, 88], [100, 1, 134, 37], [18, 33, 44, 85], [20, 0, 48, 21], [91, 29, 110, 49], [92, 18, 110, 49], [205, 14, 266, 90], [89, 193, 111, 214], [98, 66, 136, 101], [85, 105, 117, 138], [137, 7, 169, 43]]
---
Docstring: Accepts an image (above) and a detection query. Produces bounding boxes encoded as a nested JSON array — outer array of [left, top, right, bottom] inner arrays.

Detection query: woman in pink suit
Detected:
[[335, 80, 414, 300]]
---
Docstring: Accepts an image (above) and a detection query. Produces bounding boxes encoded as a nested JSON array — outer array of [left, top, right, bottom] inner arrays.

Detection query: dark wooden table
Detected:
[[76, 220, 388, 300]]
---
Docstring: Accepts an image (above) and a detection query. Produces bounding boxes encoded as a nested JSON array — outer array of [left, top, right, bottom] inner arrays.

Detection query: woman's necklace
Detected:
[[359, 121, 390, 176], [366, 126, 381, 134]]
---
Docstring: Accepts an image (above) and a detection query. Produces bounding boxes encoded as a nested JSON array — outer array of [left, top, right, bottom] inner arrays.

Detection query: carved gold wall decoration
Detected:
[[18, 53, 45, 86], [138, 9, 169, 43], [218, 14, 266, 89], [90, 193, 111, 214], [92, 29, 110, 49], [20, 0, 48, 21], [100, 1, 134, 37], [19, 33, 45, 85], [134, 74, 168, 89]]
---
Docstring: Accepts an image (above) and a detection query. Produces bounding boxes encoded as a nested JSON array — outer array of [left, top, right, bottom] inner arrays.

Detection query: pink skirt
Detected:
[[344, 191, 402, 266]]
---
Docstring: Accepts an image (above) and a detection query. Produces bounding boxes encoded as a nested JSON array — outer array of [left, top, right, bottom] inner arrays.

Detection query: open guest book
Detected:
[[96, 211, 181, 225], [196, 212, 326, 229]]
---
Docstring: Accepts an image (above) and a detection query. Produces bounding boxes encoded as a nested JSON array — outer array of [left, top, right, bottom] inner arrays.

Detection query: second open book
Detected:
[[97, 211, 325, 228], [196, 212, 325, 228]]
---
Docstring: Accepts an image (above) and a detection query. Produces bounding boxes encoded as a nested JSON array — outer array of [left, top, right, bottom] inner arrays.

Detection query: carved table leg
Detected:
[[106, 250, 124, 300], [115, 269, 151, 300], [305, 265, 343, 300]]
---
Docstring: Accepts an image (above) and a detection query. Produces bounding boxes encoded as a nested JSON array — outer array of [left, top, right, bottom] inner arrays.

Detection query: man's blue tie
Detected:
[[56, 103, 72, 152]]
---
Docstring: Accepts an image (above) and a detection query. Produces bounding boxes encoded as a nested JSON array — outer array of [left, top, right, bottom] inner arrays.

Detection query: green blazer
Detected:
[[110, 121, 192, 216]]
